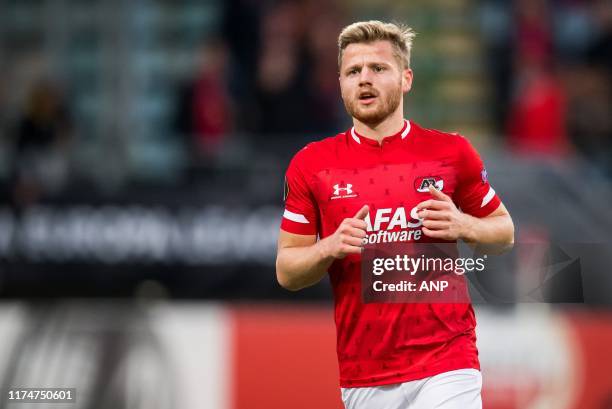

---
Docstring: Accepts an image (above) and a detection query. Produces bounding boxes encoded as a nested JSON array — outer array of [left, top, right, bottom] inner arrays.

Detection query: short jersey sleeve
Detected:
[[453, 137, 501, 218], [280, 147, 319, 235]]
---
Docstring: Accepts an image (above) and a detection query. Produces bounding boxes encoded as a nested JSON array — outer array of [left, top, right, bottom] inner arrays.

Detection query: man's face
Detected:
[[339, 40, 413, 126]]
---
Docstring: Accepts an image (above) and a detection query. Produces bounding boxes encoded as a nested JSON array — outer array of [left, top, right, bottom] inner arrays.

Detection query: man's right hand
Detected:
[[276, 204, 369, 291], [321, 205, 369, 259]]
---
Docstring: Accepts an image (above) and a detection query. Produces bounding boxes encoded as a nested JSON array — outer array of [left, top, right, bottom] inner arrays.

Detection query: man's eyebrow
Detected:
[[344, 64, 362, 71], [344, 61, 390, 71], [368, 61, 392, 67]]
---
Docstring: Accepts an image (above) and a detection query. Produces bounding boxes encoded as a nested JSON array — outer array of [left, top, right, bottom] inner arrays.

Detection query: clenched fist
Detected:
[[321, 205, 369, 259], [416, 185, 470, 241]]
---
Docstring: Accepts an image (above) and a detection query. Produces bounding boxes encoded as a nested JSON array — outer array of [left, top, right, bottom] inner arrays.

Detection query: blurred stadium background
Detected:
[[0, 0, 611, 408]]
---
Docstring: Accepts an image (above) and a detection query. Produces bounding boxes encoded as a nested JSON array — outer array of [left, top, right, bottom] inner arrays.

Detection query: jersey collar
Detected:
[[350, 119, 411, 147]]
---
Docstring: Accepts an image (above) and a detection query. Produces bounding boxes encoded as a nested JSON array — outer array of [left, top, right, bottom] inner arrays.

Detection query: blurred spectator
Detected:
[[303, 1, 345, 133], [173, 0, 346, 179], [250, 0, 344, 136], [253, 1, 311, 135], [506, 0, 571, 156], [192, 40, 233, 156], [486, 0, 612, 166], [222, 0, 262, 132], [587, 0, 612, 77], [507, 63, 570, 156], [514, 0, 553, 67], [569, 0, 612, 176], [481, 0, 513, 137], [174, 40, 233, 161], [564, 65, 612, 174], [11, 80, 73, 207]]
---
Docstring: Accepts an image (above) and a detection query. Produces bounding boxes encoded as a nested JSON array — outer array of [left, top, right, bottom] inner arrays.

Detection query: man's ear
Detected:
[[402, 68, 413, 93]]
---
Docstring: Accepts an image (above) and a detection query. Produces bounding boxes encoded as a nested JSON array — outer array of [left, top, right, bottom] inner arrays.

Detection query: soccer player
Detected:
[[276, 21, 514, 409]]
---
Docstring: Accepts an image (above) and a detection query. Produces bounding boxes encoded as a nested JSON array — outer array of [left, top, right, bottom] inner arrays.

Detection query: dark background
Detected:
[[0, 2, 611, 409]]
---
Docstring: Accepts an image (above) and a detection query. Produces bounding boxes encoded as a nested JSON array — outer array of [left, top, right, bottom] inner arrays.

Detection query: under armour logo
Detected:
[[333, 183, 353, 196]]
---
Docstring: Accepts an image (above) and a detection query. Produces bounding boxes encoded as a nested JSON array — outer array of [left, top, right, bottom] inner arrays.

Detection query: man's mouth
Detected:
[[358, 91, 377, 104]]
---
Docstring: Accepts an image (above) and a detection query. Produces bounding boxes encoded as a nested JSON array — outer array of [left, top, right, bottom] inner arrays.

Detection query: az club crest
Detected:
[[415, 176, 444, 193]]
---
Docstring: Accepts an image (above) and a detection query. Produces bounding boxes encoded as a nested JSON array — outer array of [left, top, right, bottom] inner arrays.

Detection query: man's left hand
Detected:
[[416, 185, 472, 241]]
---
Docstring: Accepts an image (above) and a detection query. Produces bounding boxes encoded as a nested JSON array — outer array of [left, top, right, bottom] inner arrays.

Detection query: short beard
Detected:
[[343, 81, 403, 127]]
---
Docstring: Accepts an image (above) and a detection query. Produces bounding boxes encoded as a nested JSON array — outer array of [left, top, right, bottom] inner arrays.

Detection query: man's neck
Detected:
[[353, 110, 405, 144]]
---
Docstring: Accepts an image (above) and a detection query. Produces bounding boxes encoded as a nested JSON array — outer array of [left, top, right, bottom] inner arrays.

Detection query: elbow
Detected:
[[276, 273, 302, 292], [474, 218, 515, 255], [506, 218, 515, 249], [496, 220, 515, 254], [500, 238, 514, 254], [275, 259, 302, 292]]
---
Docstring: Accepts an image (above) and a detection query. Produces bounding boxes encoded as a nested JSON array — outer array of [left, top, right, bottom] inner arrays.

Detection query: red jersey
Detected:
[[280, 119, 501, 387]]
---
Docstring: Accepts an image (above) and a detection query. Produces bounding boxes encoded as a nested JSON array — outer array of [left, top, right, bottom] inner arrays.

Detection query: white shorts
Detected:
[[341, 368, 482, 409]]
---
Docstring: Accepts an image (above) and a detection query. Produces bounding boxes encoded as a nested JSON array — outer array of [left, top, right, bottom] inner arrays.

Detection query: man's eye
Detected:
[[348, 69, 358, 75], [374, 66, 385, 72]]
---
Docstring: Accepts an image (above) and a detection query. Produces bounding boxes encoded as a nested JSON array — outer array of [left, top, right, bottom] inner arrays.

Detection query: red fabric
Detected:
[[280, 120, 502, 387], [192, 74, 230, 152], [231, 306, 343, 409], [566, 312, 612, 409], [508, 73, 569, 155]]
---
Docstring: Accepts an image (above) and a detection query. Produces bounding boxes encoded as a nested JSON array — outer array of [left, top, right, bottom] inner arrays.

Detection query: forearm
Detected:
[[276, 238, 335, 291], [460, 214, 514, 253]]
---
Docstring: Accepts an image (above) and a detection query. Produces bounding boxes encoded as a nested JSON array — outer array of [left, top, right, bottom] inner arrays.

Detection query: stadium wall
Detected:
[[0, 303, 609, 409]]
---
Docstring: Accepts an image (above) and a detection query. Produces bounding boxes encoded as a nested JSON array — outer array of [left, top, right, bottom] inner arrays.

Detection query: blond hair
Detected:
[[337, 20, 416, 70]]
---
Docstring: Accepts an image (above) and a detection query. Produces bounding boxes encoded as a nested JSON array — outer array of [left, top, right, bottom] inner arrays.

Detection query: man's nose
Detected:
[[358, 67, 373, 85]]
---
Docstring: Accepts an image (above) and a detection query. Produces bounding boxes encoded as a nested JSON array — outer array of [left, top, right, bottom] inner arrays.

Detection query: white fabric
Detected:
[[341, 368, 482, 409], [481, 187, 496, 208], [401, 120, 411, 139], [350, 120, 411, 144], [351, 128, 361, 144], [283, 209, 309, 224]]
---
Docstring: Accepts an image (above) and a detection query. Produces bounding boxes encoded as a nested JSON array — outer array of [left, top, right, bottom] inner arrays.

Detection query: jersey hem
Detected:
[[338, 357, 480, 388]]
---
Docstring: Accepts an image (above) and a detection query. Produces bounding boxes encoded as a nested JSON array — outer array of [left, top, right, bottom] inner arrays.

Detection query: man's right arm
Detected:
[[276, 205, 369, 291], [275, 231, 333, 291]]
